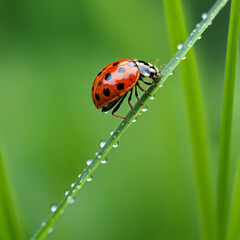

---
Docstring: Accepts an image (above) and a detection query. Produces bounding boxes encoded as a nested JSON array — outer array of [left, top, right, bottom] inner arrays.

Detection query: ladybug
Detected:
[[91, 59, 163, 121]]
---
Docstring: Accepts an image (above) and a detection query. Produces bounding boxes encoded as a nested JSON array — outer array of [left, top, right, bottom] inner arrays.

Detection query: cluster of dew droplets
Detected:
[[176, 12, 210, 64]]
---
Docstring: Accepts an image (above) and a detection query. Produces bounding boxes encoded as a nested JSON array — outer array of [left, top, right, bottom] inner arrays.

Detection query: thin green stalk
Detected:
[[0, 148, 26, 240], [227, 155, 240, 240], [163, 1, 219, 239], [217, 0, 240, 239], [31, 1, 229, 239]]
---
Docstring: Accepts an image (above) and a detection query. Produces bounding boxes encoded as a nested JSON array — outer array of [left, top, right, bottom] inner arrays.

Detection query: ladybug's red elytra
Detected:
[[91, 58, 164, 121]]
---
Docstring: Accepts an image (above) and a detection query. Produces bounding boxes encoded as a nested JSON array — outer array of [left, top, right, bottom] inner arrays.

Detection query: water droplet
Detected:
[[67, 196, 75, 204], [160, 84, 163, 88], [41, 221, 46, 227], [142, 106, 148, 112], [190, 32, 194, 36], [97, 154, 101, 159], [132, 117, 137, 123], [201, 12, 207, 19], [182, 56, 186, 60], [87, 175, 93, 182], [177, 44, 183, 50], [95, 152, 99, 156], [101, 158, 107, 164], [65, 190, 69, 196], [169, 72, 173, 75], [86, 159, 93, 166], [50, 204, 58, 212], [196, 23, 200, 28], [104, 111, 108, 114], [71, 183, 75, 188], [198, 36, 202, 39], [193, 29, 196, 33], [110, 131, 114, 136], [48, 228, 54, 234], [176, 57, 179, 60], [78, 174, 82, 178], [208, 21, 212, 26], [150, 96, 155, 100], [99, 140, 106, 148], [113, 141, 119, 148]]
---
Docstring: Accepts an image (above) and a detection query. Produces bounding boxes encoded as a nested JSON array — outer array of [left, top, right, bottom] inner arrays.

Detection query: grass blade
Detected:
[[217, 0, 240, 239], [0, 148, 26, 240], [30, 1, 229, 239], [227, 155, 240, 240], [163, 1, 218, 239]]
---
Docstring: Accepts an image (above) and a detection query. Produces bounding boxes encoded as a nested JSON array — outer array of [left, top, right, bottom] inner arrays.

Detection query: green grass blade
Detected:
[[227, 155, 240, 240], [0, 149, 26, 240], [217, 0, 240, 239], [30, 1, 229, 239], [163, 1, 218, 239]]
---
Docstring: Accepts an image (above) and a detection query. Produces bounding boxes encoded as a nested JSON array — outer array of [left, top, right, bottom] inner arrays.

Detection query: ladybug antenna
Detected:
[[154, 58, 159, 66], [158, 64, 166, 71]]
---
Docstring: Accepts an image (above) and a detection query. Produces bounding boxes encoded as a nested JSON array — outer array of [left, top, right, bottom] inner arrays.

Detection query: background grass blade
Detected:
[[217, 0, 240, 239], [227, 155, 240, 240], [163, 1, 218, 239], [0, 148, 26, 240], [29, 1, 229, 239]]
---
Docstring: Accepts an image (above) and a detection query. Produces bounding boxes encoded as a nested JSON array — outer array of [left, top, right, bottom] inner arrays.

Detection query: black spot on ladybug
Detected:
[[105, 73, 112, 81], [98, 80, 102, 85], [92, 86, 94, 91], [103, 88, 110, 96], [97, 71, 102, 76], [118, 67, 125, 73], [113, 62, 119, 66], [117, 83, 124, 90], [127, 61, 136, 67], [95, 93, 100, 101]]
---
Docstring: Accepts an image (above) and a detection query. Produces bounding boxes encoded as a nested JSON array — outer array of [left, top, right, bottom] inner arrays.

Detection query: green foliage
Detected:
[[0, 150, 26, 240], [30, 0, 229, 239], [0, 0, 238, 240], [217, 0, 240, 239], [163, 1, 215, 239]]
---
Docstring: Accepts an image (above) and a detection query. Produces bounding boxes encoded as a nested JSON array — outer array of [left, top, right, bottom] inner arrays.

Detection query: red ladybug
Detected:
[[91, 58, 163, 121]]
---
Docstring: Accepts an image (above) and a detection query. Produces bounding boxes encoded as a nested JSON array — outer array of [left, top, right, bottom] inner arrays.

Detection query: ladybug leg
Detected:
[[156, 64, 166, 79], [128, 88, 135, 114], [140, 78, 157, 86], [112, 94, 128, 122], [137, 82, 151, 96], [135, 85, 143, 105]]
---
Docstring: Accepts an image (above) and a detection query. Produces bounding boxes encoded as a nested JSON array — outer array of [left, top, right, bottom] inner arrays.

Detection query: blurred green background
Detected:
[[0, 0, 238, 239]]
